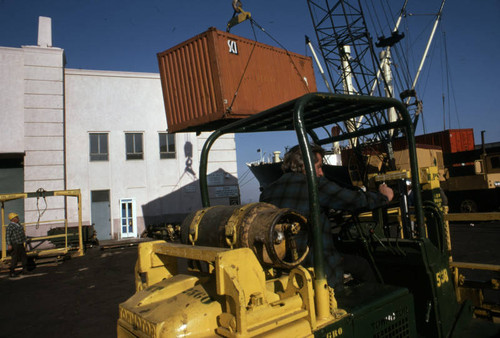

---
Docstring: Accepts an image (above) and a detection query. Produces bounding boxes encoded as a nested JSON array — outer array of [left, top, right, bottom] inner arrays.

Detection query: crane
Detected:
[[306, 0, 446, 181]]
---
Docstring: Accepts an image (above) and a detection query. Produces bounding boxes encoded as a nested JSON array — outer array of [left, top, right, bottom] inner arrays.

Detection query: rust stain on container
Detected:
[[158, 27, 317, 133]]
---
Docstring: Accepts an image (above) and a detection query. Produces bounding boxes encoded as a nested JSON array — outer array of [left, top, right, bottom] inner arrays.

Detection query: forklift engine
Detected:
[[119, 203, 320, 337], [180, 202, 310, 269]]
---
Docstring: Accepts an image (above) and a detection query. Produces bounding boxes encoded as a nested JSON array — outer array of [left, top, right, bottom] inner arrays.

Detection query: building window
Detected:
[[125, 133, 143, 160], [89, 133, 108, 161], [159, 133, 176, 159]]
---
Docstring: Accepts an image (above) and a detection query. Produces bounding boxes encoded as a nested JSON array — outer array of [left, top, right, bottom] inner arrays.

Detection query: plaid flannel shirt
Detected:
[[6, 222, 26, 246], [260, 172, 388, 287]]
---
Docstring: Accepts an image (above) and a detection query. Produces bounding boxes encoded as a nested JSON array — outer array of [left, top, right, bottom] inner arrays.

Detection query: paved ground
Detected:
[[0, 221, 499, 337], [0, 245, 138, 338], [448, 221, 500, 305]]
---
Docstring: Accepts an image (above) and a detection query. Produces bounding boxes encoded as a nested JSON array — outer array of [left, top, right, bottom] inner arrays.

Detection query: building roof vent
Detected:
[[38, 16, 52, 48]]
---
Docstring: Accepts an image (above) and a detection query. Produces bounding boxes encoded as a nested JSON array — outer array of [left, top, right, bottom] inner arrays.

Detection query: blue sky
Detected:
[[1, 0, 499, 203]]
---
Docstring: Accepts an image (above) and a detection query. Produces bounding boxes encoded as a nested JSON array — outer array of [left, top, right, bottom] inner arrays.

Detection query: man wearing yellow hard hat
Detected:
[[6, 212, 28, 278]]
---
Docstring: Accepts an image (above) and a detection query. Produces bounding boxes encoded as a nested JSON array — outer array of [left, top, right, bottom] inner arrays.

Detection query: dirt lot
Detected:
[[0, 222, 499, 337]]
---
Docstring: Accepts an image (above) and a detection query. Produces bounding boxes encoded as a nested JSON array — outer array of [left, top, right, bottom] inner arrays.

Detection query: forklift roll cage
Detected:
[[198, 92, 424, 317]]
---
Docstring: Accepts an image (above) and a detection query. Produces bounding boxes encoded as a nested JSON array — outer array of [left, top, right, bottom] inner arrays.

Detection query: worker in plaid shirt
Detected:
[[6, 212, 28, 278], [260, 144, 393, 291]]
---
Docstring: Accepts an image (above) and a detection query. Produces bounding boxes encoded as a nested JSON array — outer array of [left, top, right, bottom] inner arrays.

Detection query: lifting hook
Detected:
[[227, 0, 251, 32]]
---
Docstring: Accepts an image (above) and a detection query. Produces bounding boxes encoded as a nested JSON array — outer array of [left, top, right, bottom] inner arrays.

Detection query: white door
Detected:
[[120, 198, 137, 238]]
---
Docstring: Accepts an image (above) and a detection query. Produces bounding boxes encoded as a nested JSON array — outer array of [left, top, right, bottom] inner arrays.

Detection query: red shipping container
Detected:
[[157, 27, 317, 133], [415, 129, 475, 153]]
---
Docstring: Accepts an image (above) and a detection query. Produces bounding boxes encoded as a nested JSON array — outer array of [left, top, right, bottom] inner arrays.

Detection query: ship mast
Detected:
[[410, 0, 446, 128]]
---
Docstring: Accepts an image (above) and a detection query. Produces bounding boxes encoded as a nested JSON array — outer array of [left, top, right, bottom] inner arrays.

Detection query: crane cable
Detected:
[[239, 170, 256, 188], [441, 29, 461, 129], [226, 21, 258, 115], [238, 167, 252, 181], [440, 28, 448, 130], [226, 16, 312, 114]]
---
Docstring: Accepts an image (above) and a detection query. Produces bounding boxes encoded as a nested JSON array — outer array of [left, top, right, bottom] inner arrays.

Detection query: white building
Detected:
[[0, 17, 238, 243]]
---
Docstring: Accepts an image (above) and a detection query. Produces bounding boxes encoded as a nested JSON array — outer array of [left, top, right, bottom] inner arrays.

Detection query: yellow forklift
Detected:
[[118, 93, 496, 337]]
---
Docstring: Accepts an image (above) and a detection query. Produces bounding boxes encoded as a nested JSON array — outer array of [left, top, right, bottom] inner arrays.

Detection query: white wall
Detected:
[[64, 69, 238, 238], [0, 47, 24, 153], [22, 46, 65, 229], [0, 44, 66, 239]]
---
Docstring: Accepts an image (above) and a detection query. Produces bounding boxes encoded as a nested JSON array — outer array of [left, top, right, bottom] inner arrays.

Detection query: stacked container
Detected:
[[415, 129, 475, 153]]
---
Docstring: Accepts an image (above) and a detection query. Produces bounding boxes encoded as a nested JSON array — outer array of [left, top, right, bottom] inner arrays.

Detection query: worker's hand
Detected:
[[8, 245, 12, 251], [378, 183, 394, 202]]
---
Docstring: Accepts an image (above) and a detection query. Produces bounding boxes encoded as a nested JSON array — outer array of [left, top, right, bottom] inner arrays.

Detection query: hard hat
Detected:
[[8, 212, 19, 221]]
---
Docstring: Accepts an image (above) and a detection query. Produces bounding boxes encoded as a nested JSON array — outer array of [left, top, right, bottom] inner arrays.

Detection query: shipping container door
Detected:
[[120, 198, 137, 238]]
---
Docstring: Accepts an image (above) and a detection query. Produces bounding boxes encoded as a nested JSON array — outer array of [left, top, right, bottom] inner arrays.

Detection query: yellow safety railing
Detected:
[[1, 189, 84, 263]]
